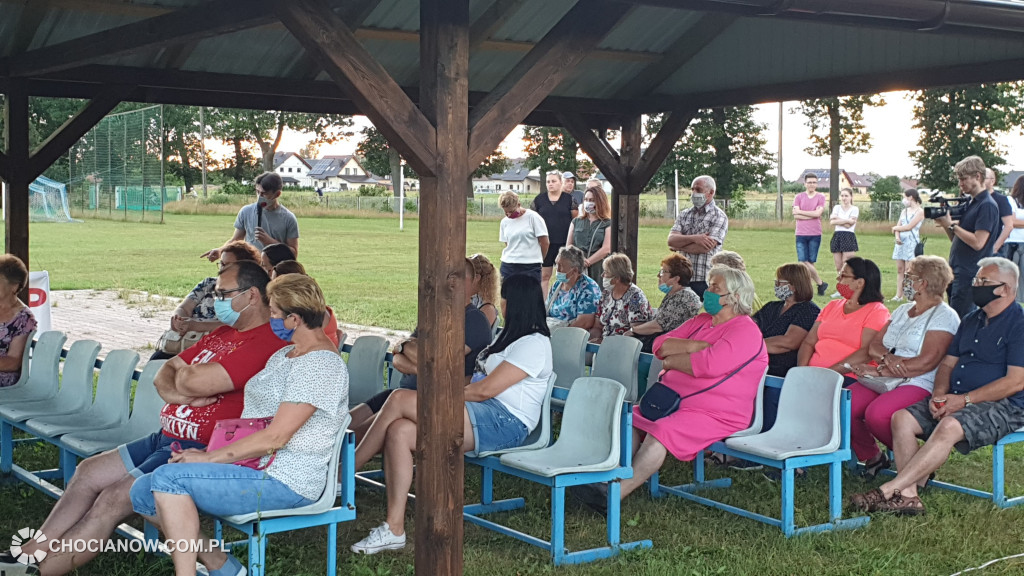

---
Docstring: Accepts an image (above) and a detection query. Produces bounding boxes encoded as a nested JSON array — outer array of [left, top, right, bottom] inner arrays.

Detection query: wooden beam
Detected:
[[557, 112, 627, 192], [0, 151, 9, 182], [276, 0, 438, 176], [0, 0, 171, 18], [284, 0, 386, 81], [3, 0, 275, 77], [4, 79, 32, 279], [616, 115, 642, 270], [468, 0, 528, 52], [614, 12, 736, 99], [27, 86, 131, 181], [468, 0, 632, 169], [630, 109, 695, 192], [415, 0, 470, 575]]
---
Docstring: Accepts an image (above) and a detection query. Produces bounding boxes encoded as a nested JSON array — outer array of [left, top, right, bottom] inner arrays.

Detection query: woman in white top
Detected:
[[847, 256, 959, 478], [890, 189, 925, 302], [350, 274, 553, 555], [497, 191, 549, 284], [1005, 176, 1024, 302], [829, 187, 860, 296]]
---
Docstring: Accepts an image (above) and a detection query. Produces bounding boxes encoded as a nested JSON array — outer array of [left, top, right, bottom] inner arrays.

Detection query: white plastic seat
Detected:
[[0, 340, 100, 422], [61, 360, 167, 456], [591, 335, 641, 402], [500, 377, 625, 477], [222, 414, 352, 524], [0, 331, 66, 404], [727, 367, 769, 438], [550, 327, 587, 389], [25, 349, 139, 438], [725, 367, 842, 459], [336, 332, 348, 354], [346, 335, 389, 407], [476, 373, 557, 458], [0, 329, 35, 392]]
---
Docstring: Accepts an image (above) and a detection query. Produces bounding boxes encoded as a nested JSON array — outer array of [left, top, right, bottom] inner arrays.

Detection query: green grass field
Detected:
[[5, 214, 1024, 576], [29, 214, 945, 330]]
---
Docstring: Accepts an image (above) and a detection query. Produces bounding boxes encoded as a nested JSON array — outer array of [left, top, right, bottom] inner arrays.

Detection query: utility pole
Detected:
[[775, 101, 784, 220]]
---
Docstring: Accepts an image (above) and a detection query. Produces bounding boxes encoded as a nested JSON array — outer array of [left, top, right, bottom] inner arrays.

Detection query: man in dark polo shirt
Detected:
[[985, 167, 1015, 258], [936, 156, 1001, 318], [850, 258, 1024, 515]]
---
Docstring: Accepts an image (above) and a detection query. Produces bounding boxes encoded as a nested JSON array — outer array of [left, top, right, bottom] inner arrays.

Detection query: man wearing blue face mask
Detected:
[[2, 260, 285, 576], [667, 175, 728, 298]]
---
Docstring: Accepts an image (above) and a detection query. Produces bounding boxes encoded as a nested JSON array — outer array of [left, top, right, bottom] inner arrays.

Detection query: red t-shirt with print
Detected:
[[160, 323, 285, 443]]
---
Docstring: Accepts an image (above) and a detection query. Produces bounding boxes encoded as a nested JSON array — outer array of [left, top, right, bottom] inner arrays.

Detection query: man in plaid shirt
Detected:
[[667, 175, 729, 298]]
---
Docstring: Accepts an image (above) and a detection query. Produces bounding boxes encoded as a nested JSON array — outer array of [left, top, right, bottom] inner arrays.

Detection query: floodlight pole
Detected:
[[674, 169, 679, 216], [199, 106, 208, 198], [776, 101, 784, 221], [399, 159, 404, 231]]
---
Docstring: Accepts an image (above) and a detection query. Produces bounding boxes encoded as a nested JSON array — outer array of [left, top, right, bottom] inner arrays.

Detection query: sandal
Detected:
[[876, 489, 926, 516], [704, 453, 729, 468], [849, 488, 887, 512], [862, 452, 891, 480]]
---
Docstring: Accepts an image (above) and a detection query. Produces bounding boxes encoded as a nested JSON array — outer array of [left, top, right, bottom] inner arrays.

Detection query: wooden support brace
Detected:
[[276, 0, 438, 176], [4, 80, 32, 278], [630, 109, 695, 192], [467, 0, 632, 169], [468, 0, 528, 52], [3, 0, 275, 77], [557, 112, 627, 192], [28, 85, 133, 181]]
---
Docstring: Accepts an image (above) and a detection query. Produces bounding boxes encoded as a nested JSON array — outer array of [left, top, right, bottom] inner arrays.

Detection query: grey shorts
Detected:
[[905, 398, 1024, 454]]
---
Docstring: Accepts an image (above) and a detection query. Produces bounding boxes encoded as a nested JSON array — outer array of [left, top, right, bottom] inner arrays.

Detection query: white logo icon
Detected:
[[10, 527, 47, 565]]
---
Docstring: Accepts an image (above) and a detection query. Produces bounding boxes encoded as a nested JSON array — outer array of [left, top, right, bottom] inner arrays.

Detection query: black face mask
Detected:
[[972, 283, 1004, 309]]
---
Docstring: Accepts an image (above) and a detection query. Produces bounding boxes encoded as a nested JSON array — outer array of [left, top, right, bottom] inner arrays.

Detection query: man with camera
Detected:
[[934, 156, 1001, 318]]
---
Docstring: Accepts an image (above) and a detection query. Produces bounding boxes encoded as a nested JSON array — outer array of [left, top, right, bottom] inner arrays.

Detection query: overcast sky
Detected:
[[275, 89, 1024, 183]]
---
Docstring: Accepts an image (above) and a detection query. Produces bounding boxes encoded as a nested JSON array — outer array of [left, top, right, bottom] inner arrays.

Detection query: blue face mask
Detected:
[[213, 291, 250, 327], [703, 291, 726, 315], [555, 272, 568, 283], [270, 317, 295, 342], [658, 283, 671, 294]]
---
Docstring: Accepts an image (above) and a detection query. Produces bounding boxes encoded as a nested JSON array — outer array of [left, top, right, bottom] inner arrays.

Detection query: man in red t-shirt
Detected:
[[7, 262, 285, 575]]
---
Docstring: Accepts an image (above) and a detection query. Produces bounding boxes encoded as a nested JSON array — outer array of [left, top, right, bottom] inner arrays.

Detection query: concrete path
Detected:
[[49, 289, 410, 364]]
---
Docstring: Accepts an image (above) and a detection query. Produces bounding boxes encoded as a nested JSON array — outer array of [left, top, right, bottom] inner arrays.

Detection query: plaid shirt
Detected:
[[670, 199, 729, 280]]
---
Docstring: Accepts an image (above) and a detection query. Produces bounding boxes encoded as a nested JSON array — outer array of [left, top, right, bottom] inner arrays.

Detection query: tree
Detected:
[[646, 106, 773, 215], [869, 175, 904, 203], [796, 95, 885, 208], [208, 108, 354, 174], [356, 125, 510, 197], [911, 83, 1024, 192], [522, 127, 581, 178]]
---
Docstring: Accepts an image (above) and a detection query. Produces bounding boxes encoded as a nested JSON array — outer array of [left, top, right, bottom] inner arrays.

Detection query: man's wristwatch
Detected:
[[395, 341, 405, 355], [949, 222, 959, 231], [964, 393, 972, 406]]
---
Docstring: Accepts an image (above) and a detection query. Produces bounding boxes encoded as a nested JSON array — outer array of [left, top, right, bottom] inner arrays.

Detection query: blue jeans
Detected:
[[465, 398, 529, 456], [795, 235, 822, 263], [118, 432, 205, 479], [130, 463, 313, 517]]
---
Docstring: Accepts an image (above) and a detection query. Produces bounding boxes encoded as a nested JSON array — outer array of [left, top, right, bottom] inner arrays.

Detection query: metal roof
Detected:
[[2, 0, 1024, 122]]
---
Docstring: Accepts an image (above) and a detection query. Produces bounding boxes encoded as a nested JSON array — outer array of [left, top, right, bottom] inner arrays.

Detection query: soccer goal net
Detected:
[[29, 175, 75, 223]]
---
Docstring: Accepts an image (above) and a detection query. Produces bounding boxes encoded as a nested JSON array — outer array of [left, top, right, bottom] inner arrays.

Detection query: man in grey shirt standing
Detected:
[[202, 172, 300, 261]]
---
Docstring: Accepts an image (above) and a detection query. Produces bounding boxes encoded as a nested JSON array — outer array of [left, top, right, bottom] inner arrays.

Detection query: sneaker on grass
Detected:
[[351, 522, 406, 555]]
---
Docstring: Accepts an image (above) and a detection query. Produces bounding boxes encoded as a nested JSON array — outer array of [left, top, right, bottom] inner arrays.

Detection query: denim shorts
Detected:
[[129, 463, 313, 517], [118, 432, 206, 479], [795, 235, 822, 263], [465, 398, 529, 456]]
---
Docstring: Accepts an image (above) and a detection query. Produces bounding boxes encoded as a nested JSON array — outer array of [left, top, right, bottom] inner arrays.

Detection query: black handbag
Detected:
[[639, 341, 765, 421]]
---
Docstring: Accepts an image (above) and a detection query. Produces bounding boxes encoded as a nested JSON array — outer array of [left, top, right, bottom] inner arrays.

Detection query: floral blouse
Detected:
[[0, 307, 38, 387], [654, 287, 702, 333], [546, 275, 602, 323], [184, 277, 218, 320], [597, 284, 652, 338]]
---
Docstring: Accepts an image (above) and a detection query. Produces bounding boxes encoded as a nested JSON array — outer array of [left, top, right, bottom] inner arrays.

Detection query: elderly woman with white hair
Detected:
[[498, 190, 549, 283], [572, 264, 769, 514], [546, 245, 602, 331]]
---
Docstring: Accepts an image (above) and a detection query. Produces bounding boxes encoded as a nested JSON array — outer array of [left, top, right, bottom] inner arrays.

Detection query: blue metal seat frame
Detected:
[[647, 375, 870, 537]]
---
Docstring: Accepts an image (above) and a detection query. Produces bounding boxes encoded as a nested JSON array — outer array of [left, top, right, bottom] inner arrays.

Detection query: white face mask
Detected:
[[902, 197, 911, 207], [691, 193, 707, 209], [602, 277, 613, 290], [583, 201, 596, 214]]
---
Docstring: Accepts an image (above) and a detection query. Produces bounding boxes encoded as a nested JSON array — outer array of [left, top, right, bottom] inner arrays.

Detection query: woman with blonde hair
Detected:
[[469, 253, 501, 328], [567, 186, 612, 279], [591, 253, 652, 343], [498, 191, 549, 283]]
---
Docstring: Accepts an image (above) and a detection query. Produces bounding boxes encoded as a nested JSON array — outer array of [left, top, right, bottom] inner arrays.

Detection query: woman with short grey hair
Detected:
[[706, 265, 756, 317], [546, 246, 602, 330], [591, 253, 652, 343]]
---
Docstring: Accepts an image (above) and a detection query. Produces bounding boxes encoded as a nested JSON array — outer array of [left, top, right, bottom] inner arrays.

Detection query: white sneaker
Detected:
[[351, 522, 406, 554], [890, 296, 904, 302], [830, 292, 841, 298]]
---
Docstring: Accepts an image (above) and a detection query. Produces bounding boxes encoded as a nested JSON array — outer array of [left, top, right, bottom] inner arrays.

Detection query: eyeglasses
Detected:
[[906, 275, 922, 284], [214, 287, 246, 301], [774, 280, 790, 287], [837, 273, 856, 281], [972, 278, 1005, 287], [657, 270, 671, 277]]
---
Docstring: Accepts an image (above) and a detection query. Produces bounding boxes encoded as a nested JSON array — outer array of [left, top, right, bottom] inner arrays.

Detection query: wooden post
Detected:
[[4, 80, 31, 287], [416, 1, 470, 575], [617, 116, 642, 274]]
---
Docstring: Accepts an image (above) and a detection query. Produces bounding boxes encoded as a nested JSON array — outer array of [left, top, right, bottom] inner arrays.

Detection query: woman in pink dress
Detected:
[[571, 265, 768, 515]]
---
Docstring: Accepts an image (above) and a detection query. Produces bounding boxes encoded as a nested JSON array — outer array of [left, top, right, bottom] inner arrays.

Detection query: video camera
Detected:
[[923, 192, 970, 220]]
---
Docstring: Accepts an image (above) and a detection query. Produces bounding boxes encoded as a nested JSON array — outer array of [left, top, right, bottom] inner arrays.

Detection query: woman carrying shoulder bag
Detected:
[[566, 186, 612, 280]]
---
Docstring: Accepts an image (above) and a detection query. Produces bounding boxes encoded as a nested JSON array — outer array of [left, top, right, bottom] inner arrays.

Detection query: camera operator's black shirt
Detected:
[[949, 190, 1000, 272]]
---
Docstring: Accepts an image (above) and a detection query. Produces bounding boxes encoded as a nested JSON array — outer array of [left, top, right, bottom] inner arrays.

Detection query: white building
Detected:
[[273, 152, 314, 187]]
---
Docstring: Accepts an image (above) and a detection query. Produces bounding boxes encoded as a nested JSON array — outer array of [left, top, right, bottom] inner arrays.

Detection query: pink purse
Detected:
[[207, 417, 276, 470]]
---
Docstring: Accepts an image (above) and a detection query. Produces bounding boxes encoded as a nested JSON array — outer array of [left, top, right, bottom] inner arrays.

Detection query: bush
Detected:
[[870, 176, 904, 203], [204, 194, 233, 205], [357, 185, 390, 197], [221, 181, 252, 195], [405, 200, 418, 213]]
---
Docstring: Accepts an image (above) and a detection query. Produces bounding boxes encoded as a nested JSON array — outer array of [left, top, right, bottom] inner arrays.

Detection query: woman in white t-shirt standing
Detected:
[[498, 191, 549, 284], [829, 188, 860, 297], [350, 274, 553, 555], [1005, 176, 1024, 302], [847, 256, 959, 478]]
